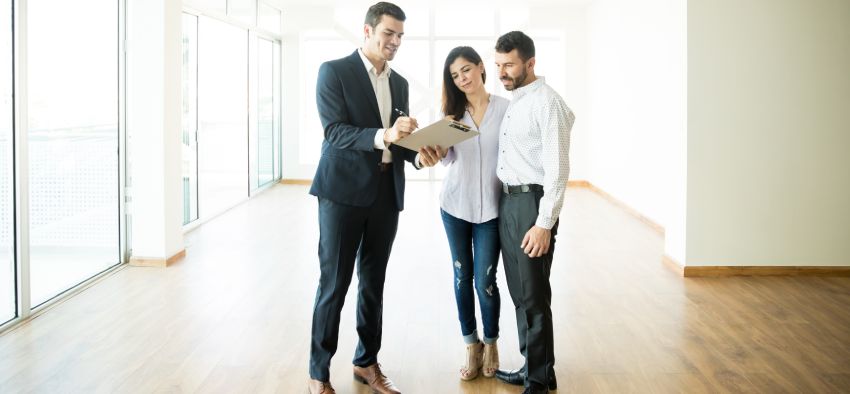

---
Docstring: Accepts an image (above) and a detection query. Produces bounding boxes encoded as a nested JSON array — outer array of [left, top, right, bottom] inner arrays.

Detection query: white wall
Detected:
[[586, 0, 687, 262], [687, 0, 850, 266]]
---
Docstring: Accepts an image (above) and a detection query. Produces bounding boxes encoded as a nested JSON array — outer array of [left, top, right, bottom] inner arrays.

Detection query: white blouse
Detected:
[[440, 95, 510, 224]]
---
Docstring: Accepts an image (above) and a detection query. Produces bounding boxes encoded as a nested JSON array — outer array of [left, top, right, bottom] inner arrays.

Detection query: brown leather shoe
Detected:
[[353, 363, 401, 394], [307, 378, 336, 394]]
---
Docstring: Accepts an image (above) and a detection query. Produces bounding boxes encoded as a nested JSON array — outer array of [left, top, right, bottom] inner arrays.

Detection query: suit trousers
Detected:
[[309, 170, 399, 381], [498, 186, 558, 388]]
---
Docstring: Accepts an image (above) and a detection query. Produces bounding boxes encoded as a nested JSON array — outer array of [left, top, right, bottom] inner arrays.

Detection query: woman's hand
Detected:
[[418, 145, 448, 167]]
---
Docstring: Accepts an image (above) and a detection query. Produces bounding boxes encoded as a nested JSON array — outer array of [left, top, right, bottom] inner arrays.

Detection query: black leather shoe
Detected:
[[494, 369, 525, 385], [494, 368, 557, 390], [522, 384, 549, 394]]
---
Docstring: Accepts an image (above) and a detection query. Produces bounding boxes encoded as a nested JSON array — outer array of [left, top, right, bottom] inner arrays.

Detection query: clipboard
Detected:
[[393, 119, 479, 151]]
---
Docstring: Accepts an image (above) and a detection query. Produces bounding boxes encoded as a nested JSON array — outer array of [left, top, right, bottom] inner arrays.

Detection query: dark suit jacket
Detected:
[[309, 50, 418, 210]]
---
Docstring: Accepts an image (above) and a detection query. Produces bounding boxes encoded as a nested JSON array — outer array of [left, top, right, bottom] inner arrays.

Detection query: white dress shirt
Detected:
[[357, 48, 393, 163], [497, 77, 575, 229]]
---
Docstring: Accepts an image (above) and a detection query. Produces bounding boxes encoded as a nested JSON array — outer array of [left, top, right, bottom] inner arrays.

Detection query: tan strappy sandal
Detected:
[[482, 342, 499, 377], [460, 342, 484, 380]]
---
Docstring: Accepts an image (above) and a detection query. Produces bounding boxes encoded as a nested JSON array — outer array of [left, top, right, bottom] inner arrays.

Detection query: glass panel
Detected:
[[184, 0, 226, 15], [257, 38, 274, 187], [435, 6, 495, 37], [198, 17, 248, 218], [332, 6, 366, 41], [27, 0, 120, 306], [497, 6, 530, 33], [181, 13, 199, 225], [272, 42, 281, 181], [248, 36, 258, 192], [258, 2, 281, 35], [1, 0, 15, 322], [228, 0, 257, 27]]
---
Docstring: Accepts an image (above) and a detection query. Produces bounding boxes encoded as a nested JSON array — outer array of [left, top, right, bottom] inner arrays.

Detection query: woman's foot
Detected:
[[482, 342, 499, 377], [460, 341, 484, 380]]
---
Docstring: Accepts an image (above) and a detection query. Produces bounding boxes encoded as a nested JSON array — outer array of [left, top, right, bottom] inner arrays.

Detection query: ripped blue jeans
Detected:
[[440, 209, 501, 344]]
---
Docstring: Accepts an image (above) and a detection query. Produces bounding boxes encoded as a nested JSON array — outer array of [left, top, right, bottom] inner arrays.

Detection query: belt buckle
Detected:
[[503, 184, 530, 194]]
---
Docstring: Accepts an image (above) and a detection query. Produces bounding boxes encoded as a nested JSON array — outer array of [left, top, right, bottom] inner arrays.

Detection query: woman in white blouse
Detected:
[[438, 46, 509, 381]]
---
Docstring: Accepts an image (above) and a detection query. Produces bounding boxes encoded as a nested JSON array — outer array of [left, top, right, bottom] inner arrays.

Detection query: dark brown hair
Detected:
[[495, 31, 535, 62], [364, 2, 406, 28], [441, 46, 486, 121]]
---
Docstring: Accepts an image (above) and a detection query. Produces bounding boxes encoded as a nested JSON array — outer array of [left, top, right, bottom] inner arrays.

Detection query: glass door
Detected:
[[197, 17, 249, 219], [182, 13, 199, 224], [26, 0, 120, 306], [0, 0, 14, 323], [257, 37, 275, 187]]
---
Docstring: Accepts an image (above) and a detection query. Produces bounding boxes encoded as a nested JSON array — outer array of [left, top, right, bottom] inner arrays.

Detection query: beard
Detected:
[[500, 68, 528, 91]]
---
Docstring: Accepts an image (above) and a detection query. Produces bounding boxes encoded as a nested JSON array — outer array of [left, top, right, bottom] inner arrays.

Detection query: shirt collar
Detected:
[[358, 48, 391, 78], [511, 76, 545, 98]]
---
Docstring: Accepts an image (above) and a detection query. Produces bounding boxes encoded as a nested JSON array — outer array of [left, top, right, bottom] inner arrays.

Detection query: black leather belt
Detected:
[[378, 162, 392, 172], [502, 184, 543, 194]]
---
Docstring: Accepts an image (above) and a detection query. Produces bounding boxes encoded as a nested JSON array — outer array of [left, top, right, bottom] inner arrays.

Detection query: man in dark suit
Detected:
[[307, 3, 442, 394]]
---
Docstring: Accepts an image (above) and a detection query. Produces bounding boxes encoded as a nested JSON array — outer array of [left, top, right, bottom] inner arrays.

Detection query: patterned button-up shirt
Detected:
[[497, 77, 575, 229]]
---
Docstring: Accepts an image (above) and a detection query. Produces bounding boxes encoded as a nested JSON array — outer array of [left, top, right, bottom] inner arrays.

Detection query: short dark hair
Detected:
[[364, 2, 406, 28], [495, 31, 535, 62], [442, 47, 486, 121]]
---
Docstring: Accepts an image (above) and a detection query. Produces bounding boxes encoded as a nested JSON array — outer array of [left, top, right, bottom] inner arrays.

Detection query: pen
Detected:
[[393, 108, 408, 117]]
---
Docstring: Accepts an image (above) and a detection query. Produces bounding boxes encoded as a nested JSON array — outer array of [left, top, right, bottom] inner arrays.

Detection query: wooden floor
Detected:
[[1, 183, 849, 393]]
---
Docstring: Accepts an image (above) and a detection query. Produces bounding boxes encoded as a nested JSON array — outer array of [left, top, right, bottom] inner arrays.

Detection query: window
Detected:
[[27, 0, 120, 306], [182, 13, 199, 225], [258, 3, 281, 35], [228, 0, 256, 27], [272, 43, 281, 181], [256, 38, 276, 188], [435, 6, 495, 37], [184, 0, 226, 16], [197, 17, 249, 218], [1, 0, 14, 323]]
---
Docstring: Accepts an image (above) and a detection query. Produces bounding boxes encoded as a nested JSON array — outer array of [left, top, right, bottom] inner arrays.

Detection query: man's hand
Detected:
[[521, 226, 551, 258], [418, 145, 447, 167], [384, 116, 418, 145]]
